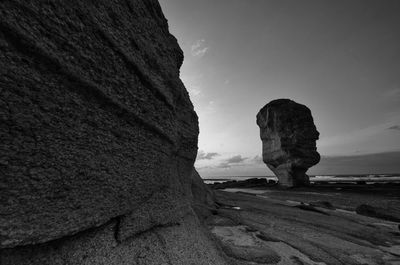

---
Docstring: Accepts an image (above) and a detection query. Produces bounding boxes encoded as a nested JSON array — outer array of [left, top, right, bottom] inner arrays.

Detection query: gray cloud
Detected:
[[217, 163, 231, 169], [226, 155, 247, 163], [196, 150, 220, 160], [191, 39, 209, 57], [217, 155, 248, 168], [387, 125, 400, 131], [310, 151, 400, 175]]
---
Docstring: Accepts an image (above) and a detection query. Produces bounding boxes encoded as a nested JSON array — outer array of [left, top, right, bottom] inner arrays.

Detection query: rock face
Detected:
[[190, 169, 217, 220], [0, 1, 226, 264], [256, 99, 320, 187]]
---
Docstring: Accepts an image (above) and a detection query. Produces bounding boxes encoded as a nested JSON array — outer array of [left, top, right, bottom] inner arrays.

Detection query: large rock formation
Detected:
[[256, 99, 320, 187], [0, 1, 226, 264], [190, 169, 217, 220]]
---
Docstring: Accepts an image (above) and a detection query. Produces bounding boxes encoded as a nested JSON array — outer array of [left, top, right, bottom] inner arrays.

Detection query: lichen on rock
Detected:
[[256, 99, 320, 187]]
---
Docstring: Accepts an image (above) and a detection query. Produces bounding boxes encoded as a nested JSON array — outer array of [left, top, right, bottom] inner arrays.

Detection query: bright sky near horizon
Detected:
[[160, 0, 400, 177]]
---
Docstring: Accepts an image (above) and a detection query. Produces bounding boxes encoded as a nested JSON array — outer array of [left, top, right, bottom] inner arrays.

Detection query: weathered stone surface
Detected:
[[1, 215, 228, 265], [190, 169, 217, 220], [211, 226, 281, 264], [0, 0, 226, 264], [309, 201, 336, 210], [356, 203, 400, 222], [215, 190, 400, 265], [191, 169, 216, 208], [256, 99, 320, 187]]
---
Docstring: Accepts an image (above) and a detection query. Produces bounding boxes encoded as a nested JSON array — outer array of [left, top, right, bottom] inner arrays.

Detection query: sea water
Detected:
[[203, 174, 400, 184]]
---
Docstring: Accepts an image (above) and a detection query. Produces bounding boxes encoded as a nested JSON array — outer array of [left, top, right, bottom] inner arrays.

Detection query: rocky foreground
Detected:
[[204, 183, 400, 265]]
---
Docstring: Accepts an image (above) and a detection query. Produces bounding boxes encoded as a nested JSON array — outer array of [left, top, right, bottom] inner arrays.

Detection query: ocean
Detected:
[[203, 174, 400, 184]]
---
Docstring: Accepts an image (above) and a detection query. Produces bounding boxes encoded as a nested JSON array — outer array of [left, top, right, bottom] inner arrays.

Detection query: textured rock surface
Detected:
[[356, 203, 400, 222], [1, 214, 228, 265], [190, 169, 217, 220], [256, 99, 320, 187], [0, 0, 227, 264], [215, 190, 400, 265], [211, 226, 281, 264], [191, 169, 216, 208]]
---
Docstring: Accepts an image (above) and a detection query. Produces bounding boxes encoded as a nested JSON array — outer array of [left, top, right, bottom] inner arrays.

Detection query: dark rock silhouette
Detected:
[[209, 178, 270, 190], [0, 1, 226, 264], [256, 99, 320, 187]]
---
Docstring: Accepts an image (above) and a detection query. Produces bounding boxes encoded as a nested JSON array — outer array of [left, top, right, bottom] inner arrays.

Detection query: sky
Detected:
[[159, 0, 400, 177]]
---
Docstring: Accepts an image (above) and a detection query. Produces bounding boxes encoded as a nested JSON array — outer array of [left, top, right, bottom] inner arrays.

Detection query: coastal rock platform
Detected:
[[207, 187, 400, 265]]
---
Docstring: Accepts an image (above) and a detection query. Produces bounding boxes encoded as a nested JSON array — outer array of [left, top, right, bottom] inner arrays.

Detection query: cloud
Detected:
[[191, 39, 209, 57], [188, 86, 202, 97], [217, 155, 248, 168], [196, 150, 220, 160], [198, 151, 400, 177], [199, 100, 217, 116], [318, 115, 400, 154], [310, 151, 400, 175], [226, 155, 247, 164], [387, 125, 400, 131], [203, 154, 263, 169], [181, 72, 204, 98], [217, 163, 231, 169]]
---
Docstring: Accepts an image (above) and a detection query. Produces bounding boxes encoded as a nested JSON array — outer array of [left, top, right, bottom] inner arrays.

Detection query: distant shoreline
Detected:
[[203, 174, 400, 184]]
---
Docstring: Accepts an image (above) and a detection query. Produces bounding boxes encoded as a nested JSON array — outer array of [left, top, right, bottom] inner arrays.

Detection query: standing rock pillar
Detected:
[[256, 99, 320, 187]]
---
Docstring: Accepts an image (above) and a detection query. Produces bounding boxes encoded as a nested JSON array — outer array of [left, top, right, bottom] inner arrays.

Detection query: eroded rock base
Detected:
[[271, 164, 310, 187], [1, 213, 228, 265]]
